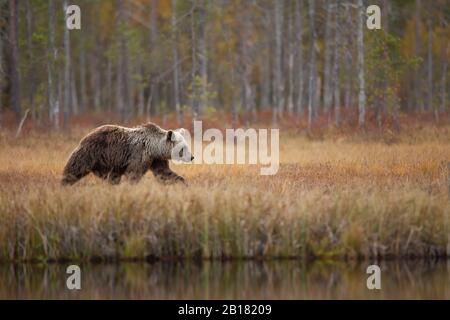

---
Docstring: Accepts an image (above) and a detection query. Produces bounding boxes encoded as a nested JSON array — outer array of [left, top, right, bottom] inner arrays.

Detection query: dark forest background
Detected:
[[0, 0, 449, 132]]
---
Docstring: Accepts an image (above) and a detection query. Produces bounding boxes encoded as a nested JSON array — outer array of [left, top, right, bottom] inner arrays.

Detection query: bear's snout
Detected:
[[191, 156, 194, 161]]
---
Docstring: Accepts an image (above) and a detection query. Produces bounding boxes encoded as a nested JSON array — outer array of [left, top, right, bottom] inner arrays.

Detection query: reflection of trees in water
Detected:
[[0, 260, 449, 299]]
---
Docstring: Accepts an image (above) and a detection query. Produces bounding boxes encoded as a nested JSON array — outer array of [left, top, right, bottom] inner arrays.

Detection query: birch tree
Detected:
[[307, 0, 317, 129], [171, 0, 181, 124], [441, 45, 448, 115], [79, 33, 86, 114], [343, 2, 354, 111], [333, 1, 341, 127], [259, 3, 272, 111], [89, 46, 101, 112], [273, 0, 284, 119], [71, 69, 78, 115], [295, 0, 305, 116], [190, 4, 198, 121], [197, 0, 208, 115], [47, 0, 58, 128], [414, 0, 422, 111], [357, 0, 366, 128], [239, 2, 255, 124], [286, 1, 295, 113], [117, 0, 130, 120], [427, 19, 434, 117], [63, 0, 71, 129], [148, 0, 159, 118], [322, 0, 334, 114], [8, 0, 21, 123], [137, 56, 145, 117], [25, 0, 36, 119]]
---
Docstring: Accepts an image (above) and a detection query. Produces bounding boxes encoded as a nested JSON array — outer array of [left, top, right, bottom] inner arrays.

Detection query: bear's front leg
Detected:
[[107, 172, 122, 185], [126, 171, 145, 184], [150, 159, 186, 185]]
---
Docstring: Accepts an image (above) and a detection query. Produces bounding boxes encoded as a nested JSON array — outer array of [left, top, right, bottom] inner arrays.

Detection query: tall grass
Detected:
[[0, 125, 449, 262]]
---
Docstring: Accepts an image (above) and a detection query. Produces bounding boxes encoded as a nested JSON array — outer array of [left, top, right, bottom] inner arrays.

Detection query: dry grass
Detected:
[[0, 125, 449, 262]]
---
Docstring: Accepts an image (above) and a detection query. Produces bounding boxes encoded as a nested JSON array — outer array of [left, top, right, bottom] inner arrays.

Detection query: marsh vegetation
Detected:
[[1, 123, 449, 262]]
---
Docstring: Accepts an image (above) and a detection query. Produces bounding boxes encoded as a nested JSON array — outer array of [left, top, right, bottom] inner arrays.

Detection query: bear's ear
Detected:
[[167, 130, 174, 141], [177, 128, 187, 136]]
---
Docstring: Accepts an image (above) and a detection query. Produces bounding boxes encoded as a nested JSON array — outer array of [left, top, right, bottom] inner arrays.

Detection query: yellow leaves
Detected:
[[158, 0, 171, 20], [401, 19, 417, 59]]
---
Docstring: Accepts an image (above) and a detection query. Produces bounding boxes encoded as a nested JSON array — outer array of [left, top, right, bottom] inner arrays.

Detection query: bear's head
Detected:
[[168, 128, 194, 162]]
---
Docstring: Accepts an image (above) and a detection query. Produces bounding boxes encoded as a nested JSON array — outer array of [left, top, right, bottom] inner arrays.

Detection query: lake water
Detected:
[[1, 260, 449, 299]]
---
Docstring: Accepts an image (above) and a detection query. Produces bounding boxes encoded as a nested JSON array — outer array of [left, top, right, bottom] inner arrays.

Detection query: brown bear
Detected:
[[61, 123, 193, 185]]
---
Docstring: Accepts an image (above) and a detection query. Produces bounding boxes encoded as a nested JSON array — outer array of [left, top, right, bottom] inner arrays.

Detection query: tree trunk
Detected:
[[138, 82, 145, 118], [71, 69, 79, 115], [129, 59, 136, 119], [57, 68, 63, 128], [137, 57, 145, 117], [343, 2, 353, 112], [314, 76, 321, 118], [441, 46, 448, 115], [171, 0, 181, 124], [0, 18, 3, 127], [295, 0, 305, 117], [8, 0, 21, 123], [261, 52, 271, 110], [344, 48, 353, 111], [240, 4, 254, 125], [149, 0, 159, 118], [116, 55, 123, 116], [92, 52, 102, 113], [287, 2, 295, 114], [333, 1, 341, 127], [323, 0, 334, 114], [191, 6, 199, 121], [307, 0, 317, 130], [117, 0, 130, 121], [414, 0, 422, 111], [88, 42, 98, 112], [231, 56, 239, 126], [63, 0, 72, 130], [427, 19, 434, 118], [25, 0, 36, 120], [357, 0, 366, 128], [198, 0, 208, 116], [274, 0, 284, 119], [47, 0, 58, 128], [79, 33, 87, 113]]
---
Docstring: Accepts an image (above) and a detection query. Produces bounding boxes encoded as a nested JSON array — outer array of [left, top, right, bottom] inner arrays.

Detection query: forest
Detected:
[[0, 0, 450, 271], [0, 0, 449, 132]]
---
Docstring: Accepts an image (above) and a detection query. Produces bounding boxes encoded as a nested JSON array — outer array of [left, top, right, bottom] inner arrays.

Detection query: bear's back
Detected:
[[80, 125, 129, 149]]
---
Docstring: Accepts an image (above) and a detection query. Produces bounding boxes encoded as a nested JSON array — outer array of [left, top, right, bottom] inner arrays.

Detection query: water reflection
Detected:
[[1, 260, 449, 299]]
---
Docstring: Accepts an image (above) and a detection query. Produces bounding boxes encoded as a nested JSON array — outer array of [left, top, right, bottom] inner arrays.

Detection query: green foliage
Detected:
[[187, 75, 218, 114], [365, 30, 416, 113]]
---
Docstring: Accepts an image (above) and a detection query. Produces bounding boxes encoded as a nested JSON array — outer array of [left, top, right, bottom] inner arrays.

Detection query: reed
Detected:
[[0, 125, 449, 262]]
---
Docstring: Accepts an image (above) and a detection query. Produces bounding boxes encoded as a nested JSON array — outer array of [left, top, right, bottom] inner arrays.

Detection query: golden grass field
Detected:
[[0, 123, 450, 262]]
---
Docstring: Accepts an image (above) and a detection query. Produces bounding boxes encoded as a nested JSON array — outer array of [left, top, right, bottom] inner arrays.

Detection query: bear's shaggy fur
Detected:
[[62, 123, 191, 185]]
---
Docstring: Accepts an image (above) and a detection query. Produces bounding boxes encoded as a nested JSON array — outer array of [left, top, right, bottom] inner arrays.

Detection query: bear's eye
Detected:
[[179, 148, 184, 158]]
